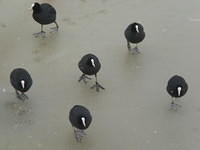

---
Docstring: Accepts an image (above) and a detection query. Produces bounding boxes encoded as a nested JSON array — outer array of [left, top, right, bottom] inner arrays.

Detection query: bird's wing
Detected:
[[48, 7, 56, 15]]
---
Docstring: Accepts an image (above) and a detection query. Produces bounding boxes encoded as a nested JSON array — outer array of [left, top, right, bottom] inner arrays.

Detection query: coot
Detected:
[[167, 75, 188, 110], [10, 68, 33, 101], [69, 105, 92, 142], [31, 2, 59, 37], [124, 22, 145, 53], [78, 53, 105, 92]]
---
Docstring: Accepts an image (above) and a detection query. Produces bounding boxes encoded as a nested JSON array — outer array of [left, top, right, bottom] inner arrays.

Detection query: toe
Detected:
[[96, 87, 99, 92]]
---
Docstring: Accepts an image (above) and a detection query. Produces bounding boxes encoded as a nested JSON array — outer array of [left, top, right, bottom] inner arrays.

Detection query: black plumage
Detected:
[[167, 75, 188, 109], [78, 53, 105, 92], [10, 68, 33, 100], [32, 2, 59, 37], [69, 105, 92, 142], [69, 105, 92, 130], [124, 22, 145, 53]]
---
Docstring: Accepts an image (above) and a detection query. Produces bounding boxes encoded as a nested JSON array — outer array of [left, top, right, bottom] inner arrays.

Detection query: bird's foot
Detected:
[[50, 27, 58, 33], [33, 31, 46, 38], [74, 129, 86, 143], [127, 45, 132, 51], [91, 81, 105, 92], [78, 74, 91, 84], [21, 93, 29, 100], [133, 46, 140, 54], [16, 92, 28, 101], [169, 102, 181, 111]]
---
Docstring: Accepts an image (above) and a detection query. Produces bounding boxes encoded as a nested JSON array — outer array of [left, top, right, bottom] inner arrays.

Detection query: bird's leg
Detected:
[[50, 21, 59, 32], [21, 92, 29, 100], [78, 74, 92, 84], [127, 41, 140, 54], [33, 25, 46, 38], [74, 128, 86, 143], [15, 90, 21, 99], [133, 44, 140, 54], [15, 90, 27, 101], [170, 97, 181, 111], [41, 25, 44, 32], [90, 74, 105, 92], [127, 41, 131, 51]]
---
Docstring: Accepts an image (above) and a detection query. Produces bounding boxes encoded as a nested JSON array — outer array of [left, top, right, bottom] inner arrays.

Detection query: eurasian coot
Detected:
[[124, 22, 145, 53], [31, 2, 59, 37], [167, 75, 188, 110], [10, 68, 33, 101], [78, 53, 105, 92], [69, 105, 92, 142]]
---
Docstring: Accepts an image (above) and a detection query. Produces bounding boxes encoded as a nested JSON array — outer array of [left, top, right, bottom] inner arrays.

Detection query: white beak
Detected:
[[29, 3, 35, 10], [81, 117, 86, 127], [135, 25, 139, 33], [177, 87, 181, 96], [21, 80, 25, 89], [91, 59, 95, 67]]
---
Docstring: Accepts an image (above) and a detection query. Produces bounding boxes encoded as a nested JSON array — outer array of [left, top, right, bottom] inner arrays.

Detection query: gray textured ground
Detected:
[[0, 0, 200, 149]]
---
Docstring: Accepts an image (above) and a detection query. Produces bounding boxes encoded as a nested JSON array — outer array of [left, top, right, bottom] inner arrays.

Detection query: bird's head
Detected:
[[131, 23, 140, 33], [21, 80, 25, 89], [90, 58, 95, 67], [31, 2, 40, 11], [177, 86, 182, 96], [81, 117, 86, 127], [135, 24, 139, 33], [87, 58, 96, 68]]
